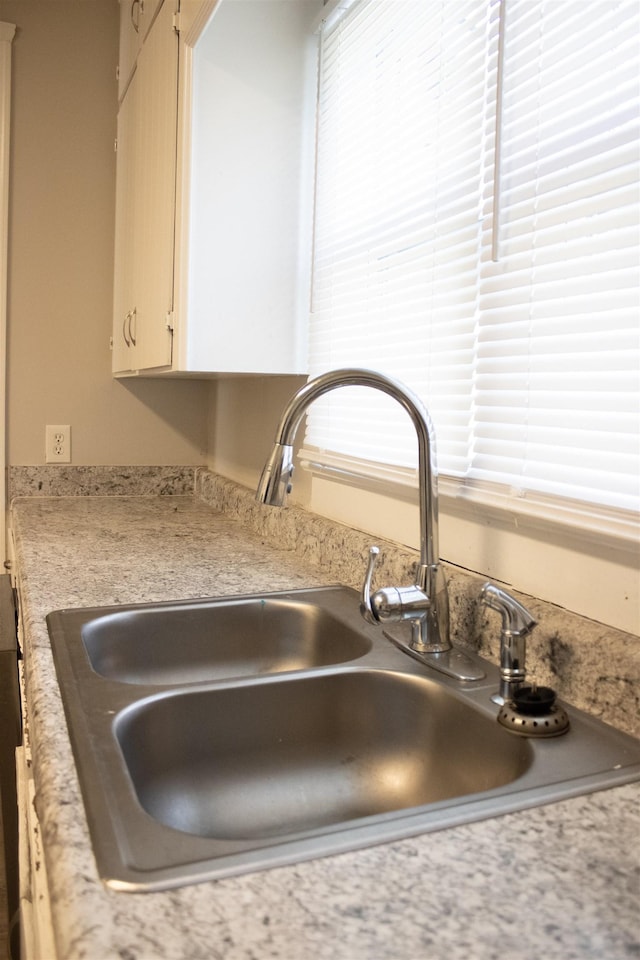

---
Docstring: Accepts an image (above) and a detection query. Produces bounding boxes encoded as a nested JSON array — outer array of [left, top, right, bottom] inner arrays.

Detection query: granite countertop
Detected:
[[10, 494, 640, 960]]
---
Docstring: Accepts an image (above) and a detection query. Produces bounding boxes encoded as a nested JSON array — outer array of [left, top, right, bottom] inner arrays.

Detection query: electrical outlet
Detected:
[[45, 425, 71, 463]]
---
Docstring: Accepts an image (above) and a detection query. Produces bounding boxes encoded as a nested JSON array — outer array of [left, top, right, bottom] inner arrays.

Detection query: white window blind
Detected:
[[306, 0, 640, 522], [308, 0, 488, 476]]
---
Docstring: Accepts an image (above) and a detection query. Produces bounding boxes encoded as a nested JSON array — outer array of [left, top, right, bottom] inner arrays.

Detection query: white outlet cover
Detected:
[[45, 424, 71, 463]]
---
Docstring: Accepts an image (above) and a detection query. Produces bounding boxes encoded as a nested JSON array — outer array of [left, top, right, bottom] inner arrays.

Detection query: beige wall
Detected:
[[1, 0, 208, 465], [207, 375, 308, 492]]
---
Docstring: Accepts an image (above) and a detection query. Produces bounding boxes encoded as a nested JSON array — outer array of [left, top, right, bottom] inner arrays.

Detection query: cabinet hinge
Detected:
[[172, 11, 180, 34], [115, 65, 120, 83], [166, 312, 175, 333], [109, 336, 114, 350]]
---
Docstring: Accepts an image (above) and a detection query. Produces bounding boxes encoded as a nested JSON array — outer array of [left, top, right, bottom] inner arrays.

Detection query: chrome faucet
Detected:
[[257, 368, 484, 681], [481, 582, 537, 704]]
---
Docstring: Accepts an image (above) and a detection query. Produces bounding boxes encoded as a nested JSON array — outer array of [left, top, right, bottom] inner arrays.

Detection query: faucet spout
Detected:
[[256, 443, 295, 507], [257, 368, 449, 652], [257, 368, 440, 576]]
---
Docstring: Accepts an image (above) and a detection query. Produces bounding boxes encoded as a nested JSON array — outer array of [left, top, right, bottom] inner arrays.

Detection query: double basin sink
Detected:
[[47, 586, 640, 891]]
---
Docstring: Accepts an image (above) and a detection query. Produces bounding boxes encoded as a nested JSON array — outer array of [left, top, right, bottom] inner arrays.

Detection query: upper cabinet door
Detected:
[[132, 0, 177, 370], [112, 69, 138, 374], [112, 0, 176, 375]]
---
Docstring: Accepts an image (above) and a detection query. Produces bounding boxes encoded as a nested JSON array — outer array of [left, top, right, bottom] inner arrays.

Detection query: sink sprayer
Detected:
[[480, 582, 570, 736]]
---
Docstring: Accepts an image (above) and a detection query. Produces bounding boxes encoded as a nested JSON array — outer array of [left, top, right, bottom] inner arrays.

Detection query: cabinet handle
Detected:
[[123, 312, 131, 347], [131, 0, 143, 34], [129, 307, 137, 346]]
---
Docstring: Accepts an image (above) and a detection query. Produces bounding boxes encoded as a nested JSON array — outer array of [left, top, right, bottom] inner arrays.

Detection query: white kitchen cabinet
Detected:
[[113, 0, 321, 378], [112, 66, 137, 372], [112, 0, 177, 374]]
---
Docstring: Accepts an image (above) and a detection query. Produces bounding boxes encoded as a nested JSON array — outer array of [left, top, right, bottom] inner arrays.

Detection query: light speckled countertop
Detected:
[[9, 490, 640, 960]]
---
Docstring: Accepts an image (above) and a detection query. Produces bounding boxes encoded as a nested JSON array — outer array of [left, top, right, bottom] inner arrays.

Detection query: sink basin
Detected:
[[116, 671, 531, 840], [47, 586, 640, 892], [79, 595, 370, 684]]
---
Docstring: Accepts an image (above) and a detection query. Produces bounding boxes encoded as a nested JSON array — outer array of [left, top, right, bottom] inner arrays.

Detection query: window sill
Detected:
[[300, 446, 638, 551]]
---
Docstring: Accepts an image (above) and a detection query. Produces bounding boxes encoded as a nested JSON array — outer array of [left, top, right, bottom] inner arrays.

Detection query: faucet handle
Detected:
[[360, 546, 380, 624], [360, 546, 431, 627]]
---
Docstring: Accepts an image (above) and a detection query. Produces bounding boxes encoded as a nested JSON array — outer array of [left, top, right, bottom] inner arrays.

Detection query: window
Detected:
[[304, 0, 640, 536]]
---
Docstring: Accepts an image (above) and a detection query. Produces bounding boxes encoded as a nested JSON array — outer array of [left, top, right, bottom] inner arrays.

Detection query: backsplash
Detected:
[[196, 468, 640, 738], [8, 465, 196, 499]]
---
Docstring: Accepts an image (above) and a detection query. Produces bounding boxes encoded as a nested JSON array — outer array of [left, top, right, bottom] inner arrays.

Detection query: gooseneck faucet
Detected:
[[256, 368, 450, 654]]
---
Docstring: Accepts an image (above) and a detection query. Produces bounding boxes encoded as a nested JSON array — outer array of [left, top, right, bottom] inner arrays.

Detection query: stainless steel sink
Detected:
[[115, 671, 531, 840], [79, 596, 370, 684], [47, 585, 640, 892]]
